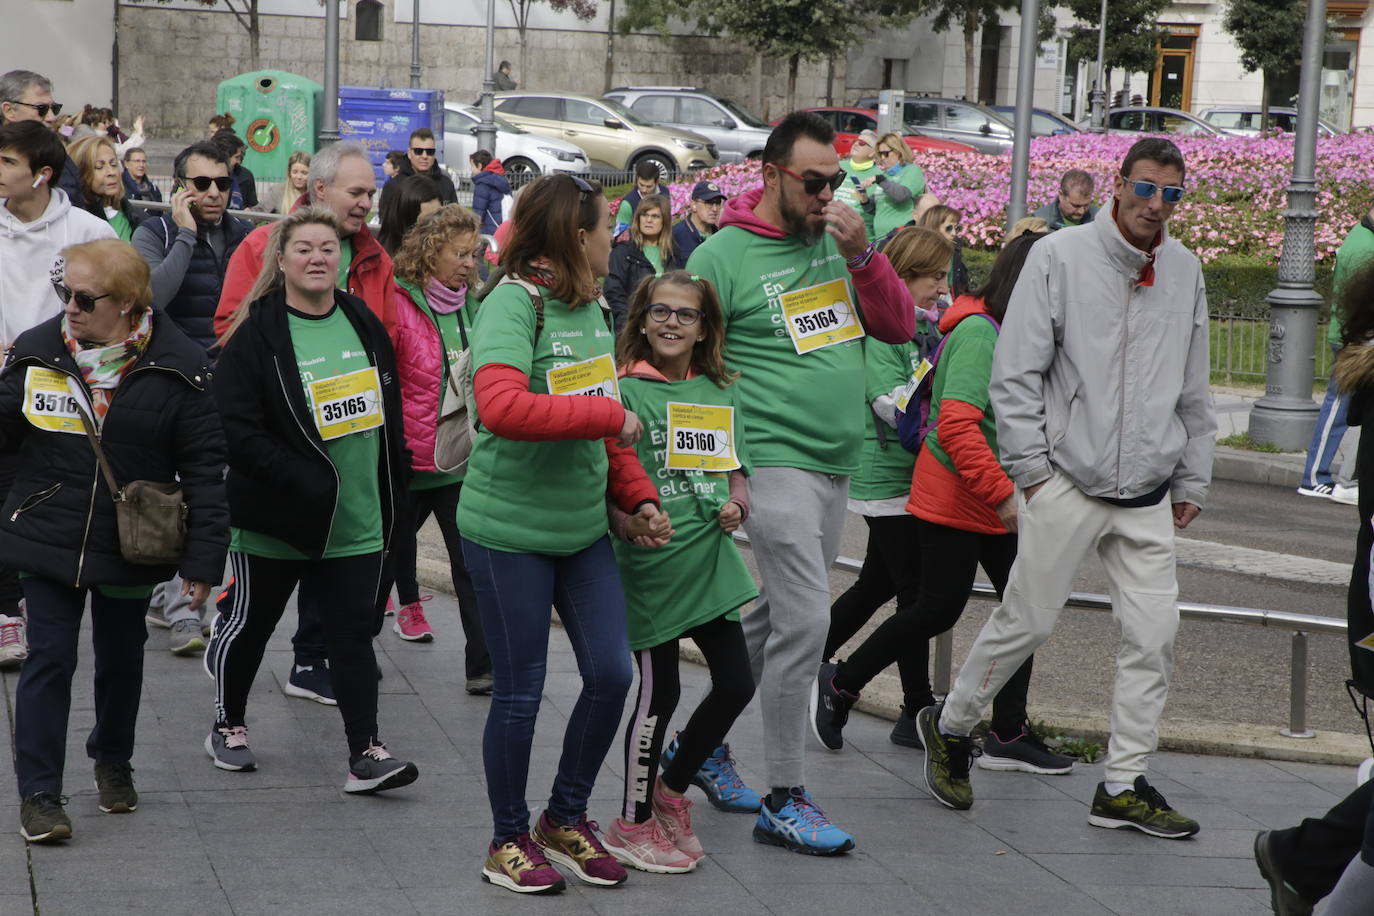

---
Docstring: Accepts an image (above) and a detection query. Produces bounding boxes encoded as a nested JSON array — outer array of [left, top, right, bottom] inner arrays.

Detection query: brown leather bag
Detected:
[[74, 400, 188, 566]]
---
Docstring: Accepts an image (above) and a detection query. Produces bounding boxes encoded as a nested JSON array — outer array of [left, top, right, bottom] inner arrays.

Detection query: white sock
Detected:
[[1104, 781, 1134, 796]]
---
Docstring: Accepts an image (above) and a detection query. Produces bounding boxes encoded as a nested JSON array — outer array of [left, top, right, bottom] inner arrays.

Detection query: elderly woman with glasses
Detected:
[[863, 132, 926, 240], [0, 239, 227, 843]]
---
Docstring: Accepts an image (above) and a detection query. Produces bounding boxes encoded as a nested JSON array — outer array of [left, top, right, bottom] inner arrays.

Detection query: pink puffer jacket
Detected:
[[389, 282, 451, 473]]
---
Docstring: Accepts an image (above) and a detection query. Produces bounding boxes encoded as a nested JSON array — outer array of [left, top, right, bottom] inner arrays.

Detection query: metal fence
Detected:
[[1209, 312, 1335, 387]]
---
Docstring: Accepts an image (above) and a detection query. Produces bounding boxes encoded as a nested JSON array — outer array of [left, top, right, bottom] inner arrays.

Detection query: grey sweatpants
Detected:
[[741, 466, 850, 788]]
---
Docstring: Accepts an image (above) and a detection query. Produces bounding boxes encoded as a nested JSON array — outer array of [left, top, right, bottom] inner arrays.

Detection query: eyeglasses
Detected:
[[5, 99, 61, 118], [647, 304, 703, 326], [410, 147, 436, 156], [181, 175, 233, 192], [1122, 176, 1185, 203], [52, 281, 112, 313], [773, 165, 845, 196]]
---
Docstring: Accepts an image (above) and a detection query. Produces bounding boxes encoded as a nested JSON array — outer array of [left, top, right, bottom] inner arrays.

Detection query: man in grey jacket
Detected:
[[918, 137, 1215, 839]]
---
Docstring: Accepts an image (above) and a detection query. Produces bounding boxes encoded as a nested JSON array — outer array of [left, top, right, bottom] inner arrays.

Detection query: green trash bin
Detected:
[[215, 70, 322, 182]]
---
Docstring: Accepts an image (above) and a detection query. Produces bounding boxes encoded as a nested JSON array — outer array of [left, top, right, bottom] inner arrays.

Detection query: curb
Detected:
[[1211, 445, 1305, 489]]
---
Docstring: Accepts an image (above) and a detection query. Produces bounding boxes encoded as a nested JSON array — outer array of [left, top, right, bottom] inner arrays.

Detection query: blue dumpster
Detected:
[[338, 86, 446, 180]]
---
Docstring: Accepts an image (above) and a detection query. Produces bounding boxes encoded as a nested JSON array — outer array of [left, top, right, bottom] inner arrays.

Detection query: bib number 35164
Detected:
[[308, 366, 384, 440], [779, 277, 864, 355]]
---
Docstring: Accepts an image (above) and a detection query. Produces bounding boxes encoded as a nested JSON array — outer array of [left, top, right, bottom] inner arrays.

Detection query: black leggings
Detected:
[[621, 614, 754, 824], [212, 550, 385, 756], [835, 518, 1034, 737], [824, 514, 934, 711], [391, 481, 490, 678]]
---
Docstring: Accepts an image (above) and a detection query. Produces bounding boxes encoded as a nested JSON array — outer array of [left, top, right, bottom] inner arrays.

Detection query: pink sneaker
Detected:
[[393, 601, 434, 642], [531, 811, 628, 886], [383, 596, 396, 617], [602, 815, 697, 874], [653, 782, 704, 861]]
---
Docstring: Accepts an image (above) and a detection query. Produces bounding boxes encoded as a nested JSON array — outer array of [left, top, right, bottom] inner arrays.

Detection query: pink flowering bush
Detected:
[[653, 133, 1374, 265]]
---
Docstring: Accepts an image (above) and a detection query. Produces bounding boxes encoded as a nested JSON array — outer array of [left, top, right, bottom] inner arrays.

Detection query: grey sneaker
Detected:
[[206, 724, 257, 772], [169, 619, 206, 655], [93, 761, 138, 813], [20, 792, 72, 843], [465, 673, 494, 696], [344, 743, 418, 794]]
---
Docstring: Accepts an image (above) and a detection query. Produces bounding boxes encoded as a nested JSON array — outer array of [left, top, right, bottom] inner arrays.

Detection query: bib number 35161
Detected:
[[666, 402, 739, 472], [779, 277, 864, 355], [308, 366, 384, 440]]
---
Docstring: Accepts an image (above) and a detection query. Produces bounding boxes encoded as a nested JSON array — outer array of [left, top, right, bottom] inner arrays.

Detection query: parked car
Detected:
[[1196, 106, 1341, 137], [855, 95, 1016, 154], [443, 105, 588, 184], [493, 91, 717, 177], [1082, 106, 1228, 136], [988, 105, 1079, 136], [776, 108, 978, 156], [602, 87, 771, 163]]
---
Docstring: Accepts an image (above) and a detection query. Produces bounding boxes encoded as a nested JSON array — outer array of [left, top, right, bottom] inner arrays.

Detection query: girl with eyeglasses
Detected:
[[605, 195, 681, 332], [866, 132, 926, 240], [599, 270, 757, 874]]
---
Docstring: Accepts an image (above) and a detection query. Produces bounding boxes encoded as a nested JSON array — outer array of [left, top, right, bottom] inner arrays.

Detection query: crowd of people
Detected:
[[1, 65, 1373, 914]]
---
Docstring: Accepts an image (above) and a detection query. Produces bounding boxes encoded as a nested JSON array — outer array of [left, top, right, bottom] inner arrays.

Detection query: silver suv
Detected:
[[603, 87, 771, 163], [855, 95, 1015, 154]]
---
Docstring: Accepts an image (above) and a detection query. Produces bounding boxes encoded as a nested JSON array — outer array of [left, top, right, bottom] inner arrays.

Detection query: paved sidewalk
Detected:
[[0, 589, 1359, 915]]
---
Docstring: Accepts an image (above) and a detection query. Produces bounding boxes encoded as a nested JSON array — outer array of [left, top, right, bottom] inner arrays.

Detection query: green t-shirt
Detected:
[[851, 337, 922, 500], [457, 282, 618, 555], [687, 226, 867, 475], [336, 237, 354, 289], [644, 243, 664, 276], [107, 209, 133, 242], [924, 313, 999, 475], [231, 306, 384, 559], [613, 374, 758, 650], [837, 158, 879, 241], [1330, 222, 1374, 348], [872, 164, 926, 239], [398, 280, 475, 490]]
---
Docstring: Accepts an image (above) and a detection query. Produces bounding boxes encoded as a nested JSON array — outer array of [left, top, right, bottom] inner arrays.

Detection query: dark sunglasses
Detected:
[[647, 304, 703, 326], [410, 147, 437, 156], [569, 175, 594, 195], [6, 99, 61, 118], [52, 281, 112, 313], [181, 175, 233, 192], [1122, 176, 1185, 203], [774, 165, 846, 196]]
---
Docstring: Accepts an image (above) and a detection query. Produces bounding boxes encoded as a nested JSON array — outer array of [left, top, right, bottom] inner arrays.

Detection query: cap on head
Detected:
[[855, 129, 880, 149], [691, 181, 725, 203]]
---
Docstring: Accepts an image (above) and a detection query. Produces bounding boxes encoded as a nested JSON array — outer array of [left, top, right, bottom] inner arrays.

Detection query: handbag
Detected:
[[73, 400, 188, 566], [433, 307, 479, 474]]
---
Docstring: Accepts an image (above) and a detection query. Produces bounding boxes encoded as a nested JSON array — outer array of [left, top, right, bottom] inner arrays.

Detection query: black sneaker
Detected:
[[1089, 776, 1200, 839], [93, 761, 138, 813], [284, 662, 337, 706], [1253, 830, 1314, 916], [20, 792, 72, 843], [889, 707, 924, 749], [809, 662, 856, 751], [344, 743, 419, 794], [978, 726, 1075, 775]]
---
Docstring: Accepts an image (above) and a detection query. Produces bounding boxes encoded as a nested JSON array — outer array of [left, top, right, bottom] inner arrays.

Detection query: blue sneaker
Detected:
[[661, 736, 761, 813], [753, 788, 855, 856]]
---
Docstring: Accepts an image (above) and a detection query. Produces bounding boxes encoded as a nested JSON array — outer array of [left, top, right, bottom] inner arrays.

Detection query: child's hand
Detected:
[[627, 504, 673, 547], [718, 499, 743, 533]]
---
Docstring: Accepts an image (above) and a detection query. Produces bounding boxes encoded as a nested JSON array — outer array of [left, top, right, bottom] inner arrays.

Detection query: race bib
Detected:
[[779, 278, 865, 355], [307, 366, 384, 440], [894, 358, 933, 412], [545, 353, 620, 401], [22, 367, 85, 435], [666, 402, 740, 472]]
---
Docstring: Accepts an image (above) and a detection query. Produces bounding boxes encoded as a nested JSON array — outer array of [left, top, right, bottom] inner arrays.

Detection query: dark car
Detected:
[[988, 106, 1079, 136]]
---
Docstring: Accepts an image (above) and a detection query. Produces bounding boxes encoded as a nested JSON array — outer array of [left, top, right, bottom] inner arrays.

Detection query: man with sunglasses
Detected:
[[920, 137, 1215, 840], [685, 110, 917, 856], [0, 69, 84, 210], [404, 128, 456, 204]]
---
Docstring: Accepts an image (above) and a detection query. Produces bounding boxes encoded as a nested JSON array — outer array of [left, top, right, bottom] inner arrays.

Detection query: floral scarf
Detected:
[[62, 309, 153, 426]]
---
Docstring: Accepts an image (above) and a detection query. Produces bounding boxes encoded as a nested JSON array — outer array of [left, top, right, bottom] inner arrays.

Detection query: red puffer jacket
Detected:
[[390, 281, 461, 473]]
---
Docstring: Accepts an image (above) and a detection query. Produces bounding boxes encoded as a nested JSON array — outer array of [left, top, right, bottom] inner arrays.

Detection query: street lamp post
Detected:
[[1247, 0, 1328, 449], [410, 0, 422, 89], [319, 0, 341, 146], [475, 0, 498, 156], [1005, 0, 1040, 227], [1089, 0, 1108, 132]]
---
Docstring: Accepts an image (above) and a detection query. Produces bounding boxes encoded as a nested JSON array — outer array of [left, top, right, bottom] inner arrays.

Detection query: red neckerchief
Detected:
[[520, 258, 603, 301], [1112, 201, 1163, 287]]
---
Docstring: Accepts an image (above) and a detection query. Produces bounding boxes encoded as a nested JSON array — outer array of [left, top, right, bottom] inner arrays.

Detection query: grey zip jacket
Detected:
[[989, 211, 1215, 508]]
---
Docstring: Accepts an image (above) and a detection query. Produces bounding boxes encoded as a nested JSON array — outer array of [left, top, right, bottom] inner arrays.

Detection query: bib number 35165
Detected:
[[779, 277, 864, 355], [308, 366, 384, 440]]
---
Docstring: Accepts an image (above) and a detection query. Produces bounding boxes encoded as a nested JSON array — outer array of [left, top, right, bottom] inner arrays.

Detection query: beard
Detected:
[[778, 187, 824, 246]]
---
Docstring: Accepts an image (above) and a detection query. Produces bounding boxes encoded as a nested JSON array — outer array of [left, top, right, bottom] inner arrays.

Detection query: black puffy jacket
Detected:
[[0, 313, 228, 587], [213, 287, 408, 559], [604, 240, 682, 332]]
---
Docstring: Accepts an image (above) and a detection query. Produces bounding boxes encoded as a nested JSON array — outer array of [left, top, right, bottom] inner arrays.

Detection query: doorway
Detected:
[[1149, 26, 1198, 111]]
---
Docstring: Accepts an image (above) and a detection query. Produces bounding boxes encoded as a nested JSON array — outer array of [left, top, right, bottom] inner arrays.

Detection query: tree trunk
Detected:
[[603, 0, 616, 93], [963, 11, 978, 100], [248, 0, 259, 72], [786, 54, 799, 113], [1260, 70, 1271, 132]]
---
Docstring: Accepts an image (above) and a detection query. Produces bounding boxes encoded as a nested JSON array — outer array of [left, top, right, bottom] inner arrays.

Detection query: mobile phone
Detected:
[[849, 176, 861, 186]]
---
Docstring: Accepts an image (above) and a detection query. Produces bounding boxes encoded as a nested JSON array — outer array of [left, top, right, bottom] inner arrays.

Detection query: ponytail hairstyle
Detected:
[[616, 270, 737, 388]]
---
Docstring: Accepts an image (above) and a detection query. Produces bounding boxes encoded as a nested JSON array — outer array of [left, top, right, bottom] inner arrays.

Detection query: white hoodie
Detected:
[[0, 187, 116, 345]]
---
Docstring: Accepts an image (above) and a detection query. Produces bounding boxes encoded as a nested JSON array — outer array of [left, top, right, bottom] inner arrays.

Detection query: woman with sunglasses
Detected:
[[918, 204, 970, 301], [605, 195, 680, 331], [67, 135, 144, 241], [865, 132, 926, 240], [458, 174, 667, 894], [0, 239, 227, 842]]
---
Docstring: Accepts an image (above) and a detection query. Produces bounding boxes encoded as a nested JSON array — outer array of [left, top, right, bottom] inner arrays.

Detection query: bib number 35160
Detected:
[[779, 277, 864, 355], [666, 402, 739, 472], [308, 366, 384, 440]]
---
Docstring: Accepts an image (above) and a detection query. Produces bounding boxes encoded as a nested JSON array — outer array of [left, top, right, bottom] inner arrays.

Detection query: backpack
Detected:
[[895, 312, 1000, 455]]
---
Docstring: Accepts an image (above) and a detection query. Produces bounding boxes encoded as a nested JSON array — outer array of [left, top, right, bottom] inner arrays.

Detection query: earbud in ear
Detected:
[[31, 174, 46, 189]]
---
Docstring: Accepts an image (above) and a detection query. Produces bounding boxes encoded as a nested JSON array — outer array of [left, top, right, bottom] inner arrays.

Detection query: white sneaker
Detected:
[[1332, 483, 1360, 506], [0, 614, 27, 668], [1297, 483, 1334, 499], [1358, 757, 1373, 786]]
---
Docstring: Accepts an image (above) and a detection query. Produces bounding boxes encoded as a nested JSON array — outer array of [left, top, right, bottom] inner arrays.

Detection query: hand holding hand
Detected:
[[627, 503, 673, 547]]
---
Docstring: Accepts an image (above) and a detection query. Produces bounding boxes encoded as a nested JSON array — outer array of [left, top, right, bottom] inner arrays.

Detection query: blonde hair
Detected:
[[279, 150, 311, 214], [884, 226, 953, 279], [1007, 216, 1050, 242], [62, 239, 152, 317], [217, 206, 341, 347], [875, 132, 913, 166], [394, 204, 481, 287], [68, 135, 124, 209], [630, 195, 674, 265]]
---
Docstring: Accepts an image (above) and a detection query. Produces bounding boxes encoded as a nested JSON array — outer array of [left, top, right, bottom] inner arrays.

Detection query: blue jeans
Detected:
[[461, 536, 633, 841], [1303, 346, 1351, 489]]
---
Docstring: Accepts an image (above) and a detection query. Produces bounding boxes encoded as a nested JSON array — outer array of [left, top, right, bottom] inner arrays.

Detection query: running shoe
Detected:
[[652, 781, 704, 861], [465, 673, 494, 696], [1088, 776, 1200, 839], [0, 613, 28, 668], [810, 662, 856, 751], [481, 833, 566, 895], [93, 761, 138, 813], [916, 704, 975, 810], [1253, 830, 1314, 916], [531, 811, 627, 886], [20, 792, 71, 843], [663, 736, 761, 813], [889, 708, 924, 749], [168, 618, 206, 656], [394, 600, 434, 642], [978, 726, 1075, 775], [344, 742, 419, 795], [1297, 483, 1334, 499], [144, 603, 171, 629], [752, 788, 855, 856], [602, 816, 697, 873], [284, 663, 337, 706], [206, 723, 257, 772], [1332, 483, 1360, 506], [383, 596, 396, 617], [1358, 757, 1373, 787]]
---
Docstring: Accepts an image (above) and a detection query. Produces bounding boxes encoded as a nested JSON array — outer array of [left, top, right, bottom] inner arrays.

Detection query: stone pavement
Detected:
[[0, 588, 1361, 915]]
